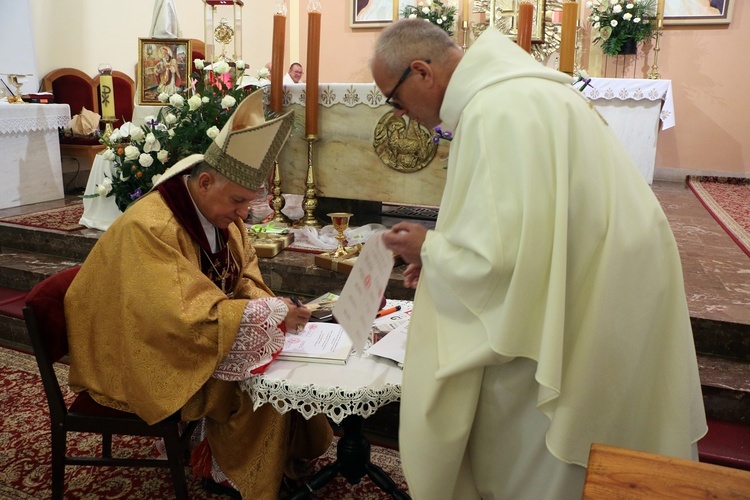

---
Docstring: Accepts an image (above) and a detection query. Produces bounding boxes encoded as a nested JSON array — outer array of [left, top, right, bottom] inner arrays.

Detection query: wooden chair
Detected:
[[582, 442, 750, 499], [41, 68, 105, 162], [23, 267, 198, 500], [191, 38, 206, 74], [93, 70, 135, 130]]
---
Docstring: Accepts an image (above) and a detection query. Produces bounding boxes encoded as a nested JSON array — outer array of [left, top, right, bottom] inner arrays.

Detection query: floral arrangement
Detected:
[[93, 61, 270, 212], [403, 0, 458, 36], [586, 0, 657, 57]]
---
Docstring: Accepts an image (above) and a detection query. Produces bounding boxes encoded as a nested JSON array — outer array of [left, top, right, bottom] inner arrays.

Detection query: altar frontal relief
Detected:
[[277, 85, 448, 207]]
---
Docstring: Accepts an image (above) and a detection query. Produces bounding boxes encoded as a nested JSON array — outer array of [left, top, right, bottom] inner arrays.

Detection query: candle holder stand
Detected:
[[298, 135, 321, 228], [101, 118, 116, 140], [269, 161, 292, 224], [647, 21, 663, 80], [461, 20, 470, 52]]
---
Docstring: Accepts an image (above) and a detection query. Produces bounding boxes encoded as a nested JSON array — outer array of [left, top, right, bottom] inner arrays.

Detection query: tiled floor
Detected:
[[652, 181, 750, 327]]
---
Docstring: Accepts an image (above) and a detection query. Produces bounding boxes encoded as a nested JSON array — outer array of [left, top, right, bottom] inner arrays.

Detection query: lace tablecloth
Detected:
[[582, 78, 674, 130], [240, 354, 402, 425], [281, 82, 385, 109], [0, 103, 70, 134], [279, 80, 675, 131]]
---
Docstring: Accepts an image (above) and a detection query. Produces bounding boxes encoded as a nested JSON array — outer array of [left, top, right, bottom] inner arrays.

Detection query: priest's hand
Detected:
[[281, 297, 312, 333], [382, 221, 427, 266], [402, 263, 421, 289]]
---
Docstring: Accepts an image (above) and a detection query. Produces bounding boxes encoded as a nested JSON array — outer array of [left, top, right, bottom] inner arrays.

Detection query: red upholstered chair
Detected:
[[41, 68, 105, 162], [94, 70, 135, 130], [23, 267, 198, 500], [41, 68, 98, 117]]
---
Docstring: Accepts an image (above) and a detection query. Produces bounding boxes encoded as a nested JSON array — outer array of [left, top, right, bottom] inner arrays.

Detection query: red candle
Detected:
[[305, 10, 321, 137], [517, 2, 533, 53], [270, 13, 286, 114], [559, 2, 578, 74]]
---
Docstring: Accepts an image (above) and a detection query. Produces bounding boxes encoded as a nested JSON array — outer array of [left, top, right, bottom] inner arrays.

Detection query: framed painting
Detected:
[[664, 0, 734, 25], [137, 38, 191, 105], [351, 0, 393, 28]]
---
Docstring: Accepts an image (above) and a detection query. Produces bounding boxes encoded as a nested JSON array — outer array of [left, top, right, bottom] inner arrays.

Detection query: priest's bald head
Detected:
[[370, 19, 463, 129]]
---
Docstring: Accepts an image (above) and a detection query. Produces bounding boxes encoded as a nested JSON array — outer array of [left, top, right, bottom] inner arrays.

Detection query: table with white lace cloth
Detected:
[[239, 353, 402, 425], [240, 349, 408, 497], [0, 103, 70, 209], [581, 78, 674, 184]]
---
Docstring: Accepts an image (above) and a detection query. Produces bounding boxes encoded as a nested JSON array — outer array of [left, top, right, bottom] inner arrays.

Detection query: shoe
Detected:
[[201, 477, 242, 499]]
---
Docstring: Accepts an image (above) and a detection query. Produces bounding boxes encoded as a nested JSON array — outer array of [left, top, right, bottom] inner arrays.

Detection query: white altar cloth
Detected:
[[581, 78, 674, 184], [79, 154, 123, 231], [0, 103, 70, 209]]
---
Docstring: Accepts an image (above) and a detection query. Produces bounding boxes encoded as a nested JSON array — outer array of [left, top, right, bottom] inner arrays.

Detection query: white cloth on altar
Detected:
[[581, 77, 675, 130], [0, 103, 68, 209], [0, 102, 69, 134], [79, 154, 123, 230]]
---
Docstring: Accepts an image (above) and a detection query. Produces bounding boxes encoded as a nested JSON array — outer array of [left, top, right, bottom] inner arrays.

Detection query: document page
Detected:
[[278, 322, 353, 364], [332, 232, 395, 353]]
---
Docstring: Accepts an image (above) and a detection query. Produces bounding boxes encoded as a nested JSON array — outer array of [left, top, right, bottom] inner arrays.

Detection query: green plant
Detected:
[[587, 0, 657, 56], [402, 0, 458, 36]]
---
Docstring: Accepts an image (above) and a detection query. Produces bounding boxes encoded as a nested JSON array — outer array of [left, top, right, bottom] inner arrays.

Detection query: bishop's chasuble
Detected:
[[65, 182, 331, 498], [398, 29, 707, 499]]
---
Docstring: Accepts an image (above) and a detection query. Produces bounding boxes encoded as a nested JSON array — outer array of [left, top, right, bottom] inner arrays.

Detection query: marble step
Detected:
[[0, 221, 97, 262], [0, 248, 82, 290]]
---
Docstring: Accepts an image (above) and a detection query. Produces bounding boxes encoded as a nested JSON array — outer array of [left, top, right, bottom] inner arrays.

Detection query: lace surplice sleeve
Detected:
[[212, 297, 288, 381]]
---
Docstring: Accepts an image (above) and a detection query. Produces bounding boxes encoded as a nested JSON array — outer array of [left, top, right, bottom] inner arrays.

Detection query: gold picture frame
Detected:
[[664, 0, 734, 25], [351, 0, 392, 28], [137, 38, 192, 105]]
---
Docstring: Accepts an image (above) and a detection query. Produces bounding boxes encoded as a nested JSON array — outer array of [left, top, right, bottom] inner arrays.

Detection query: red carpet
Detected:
[[687, 176, 750, 258], [0, 347, 408, 499], [0, 202, 85, 232]]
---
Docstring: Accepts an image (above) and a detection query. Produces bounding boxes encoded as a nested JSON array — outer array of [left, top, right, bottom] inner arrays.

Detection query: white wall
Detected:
[[28, 0, 276, 88]]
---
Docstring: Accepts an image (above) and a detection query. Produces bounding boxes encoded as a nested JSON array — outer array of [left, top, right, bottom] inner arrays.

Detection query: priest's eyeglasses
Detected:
[[385, 59, 431, 110]]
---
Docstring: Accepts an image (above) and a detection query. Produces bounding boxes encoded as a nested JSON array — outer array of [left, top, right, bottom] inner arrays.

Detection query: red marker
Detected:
[[376, 305, 401, 318]]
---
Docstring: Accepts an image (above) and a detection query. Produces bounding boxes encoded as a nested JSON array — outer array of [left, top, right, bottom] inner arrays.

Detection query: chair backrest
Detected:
[[191, 38, 205, 75], [41, 68, 98, 117], [23, 266, 81, 420], [94, 70, 135, 129]]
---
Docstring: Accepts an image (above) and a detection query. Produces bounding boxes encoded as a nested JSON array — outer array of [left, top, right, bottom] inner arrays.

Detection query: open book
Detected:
[[278, 322, 354, 365]]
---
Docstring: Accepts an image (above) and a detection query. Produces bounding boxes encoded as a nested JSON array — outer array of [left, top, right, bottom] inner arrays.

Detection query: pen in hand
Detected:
[[290, 296, 303, 307]]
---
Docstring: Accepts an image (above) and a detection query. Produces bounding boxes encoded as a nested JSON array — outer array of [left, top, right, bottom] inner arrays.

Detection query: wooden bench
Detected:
[[583, 442, 750, 499]]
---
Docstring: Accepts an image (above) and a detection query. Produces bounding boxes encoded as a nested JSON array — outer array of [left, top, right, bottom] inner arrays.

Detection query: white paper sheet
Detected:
[[366, 321, 408, 365], [332, 232, 395, 353]]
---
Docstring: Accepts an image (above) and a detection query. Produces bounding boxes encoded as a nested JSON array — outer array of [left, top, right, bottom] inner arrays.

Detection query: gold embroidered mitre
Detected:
[[155, 89, 294, 191]]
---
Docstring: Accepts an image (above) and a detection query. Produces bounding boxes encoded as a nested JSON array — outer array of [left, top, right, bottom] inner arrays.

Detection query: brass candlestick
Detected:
[[647, 19, 663, 80], [269, 161, 292, 224], [327, 212, 353, 259], [461, 20, 469, 52], [101, 118, 116, 140], [298, 135, 321, 227]]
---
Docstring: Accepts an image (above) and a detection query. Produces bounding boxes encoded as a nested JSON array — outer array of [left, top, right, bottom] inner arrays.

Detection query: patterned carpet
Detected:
[[0, 202, 85, 232], [687, 176, 750, 258], [0, 347, 408, 499]]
